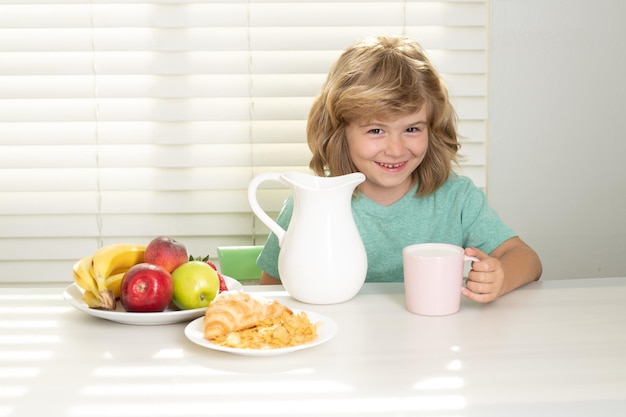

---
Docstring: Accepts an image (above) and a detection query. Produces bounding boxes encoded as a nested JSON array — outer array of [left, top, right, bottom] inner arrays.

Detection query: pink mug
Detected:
[[403, 243, 479, 316]]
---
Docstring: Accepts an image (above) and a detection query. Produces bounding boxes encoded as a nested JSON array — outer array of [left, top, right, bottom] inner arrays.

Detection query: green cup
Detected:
[[216, 245, 264, 282]]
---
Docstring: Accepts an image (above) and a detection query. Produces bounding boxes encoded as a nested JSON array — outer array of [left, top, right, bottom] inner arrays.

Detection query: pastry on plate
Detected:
[[203, 291, 292, 340]]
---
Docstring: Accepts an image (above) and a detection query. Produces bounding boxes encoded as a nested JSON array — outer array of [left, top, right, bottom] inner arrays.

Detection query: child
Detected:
[[256, 35, 542, 303]]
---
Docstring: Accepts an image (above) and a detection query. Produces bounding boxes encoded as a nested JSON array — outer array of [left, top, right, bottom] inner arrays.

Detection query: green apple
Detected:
[[171, 261, 219, 310]]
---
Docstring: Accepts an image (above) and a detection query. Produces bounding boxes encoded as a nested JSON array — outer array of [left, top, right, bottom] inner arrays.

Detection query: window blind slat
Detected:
[[1, 190, 255, 215], [1, 3, 484, 29], [2, 167, 255, 191], [0, 121, 312, 145], [1, 50, 486, 76], [2, 27, 486, 52], [1, 169, 97, 192]]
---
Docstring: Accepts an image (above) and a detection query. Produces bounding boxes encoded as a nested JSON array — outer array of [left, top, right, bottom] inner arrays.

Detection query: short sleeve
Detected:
[[460, 179, 517, 254]]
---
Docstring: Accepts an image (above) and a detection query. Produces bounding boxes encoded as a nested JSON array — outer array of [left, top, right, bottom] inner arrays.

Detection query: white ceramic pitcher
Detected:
[[248, 171, 368, 304]]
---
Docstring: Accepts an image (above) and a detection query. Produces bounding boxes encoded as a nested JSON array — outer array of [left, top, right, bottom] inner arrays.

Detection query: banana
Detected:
[[72, 255, 98, 295], [83, 290, 102, 308], [91, 243, 146, 278], [90, 243, 146, 310], [73, 255, 110, 309], [105, 271, 126, 299]]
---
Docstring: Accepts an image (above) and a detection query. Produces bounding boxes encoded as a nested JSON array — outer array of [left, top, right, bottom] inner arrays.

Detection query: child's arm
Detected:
[[462, 237, 542, 303], [259, 271, 282, 285]]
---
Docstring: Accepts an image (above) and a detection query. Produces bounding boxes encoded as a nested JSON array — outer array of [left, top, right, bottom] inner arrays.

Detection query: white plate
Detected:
[[62, 276, 243, 326], [184, 309, 338, 356]]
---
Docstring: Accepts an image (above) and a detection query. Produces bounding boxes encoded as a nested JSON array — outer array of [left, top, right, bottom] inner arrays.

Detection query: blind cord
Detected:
[[246, 0, 257, 245], [402, 0, 407, 35], [89, 1, 103, 249]]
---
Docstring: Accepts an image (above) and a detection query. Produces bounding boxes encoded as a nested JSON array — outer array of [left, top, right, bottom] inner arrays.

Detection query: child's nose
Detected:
[[384, 135, 404, 156]]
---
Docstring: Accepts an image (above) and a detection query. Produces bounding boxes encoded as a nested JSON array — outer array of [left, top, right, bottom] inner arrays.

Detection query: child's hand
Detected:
[[461, 247, 505, 303]]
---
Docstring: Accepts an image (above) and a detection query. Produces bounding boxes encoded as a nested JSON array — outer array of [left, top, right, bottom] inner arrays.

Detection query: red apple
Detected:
[[144, 236, 188, 273], [121, 263, 174, 312]]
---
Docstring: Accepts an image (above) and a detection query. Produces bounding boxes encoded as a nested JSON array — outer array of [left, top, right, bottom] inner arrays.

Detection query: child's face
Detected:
[[345, 108, 429, 204]]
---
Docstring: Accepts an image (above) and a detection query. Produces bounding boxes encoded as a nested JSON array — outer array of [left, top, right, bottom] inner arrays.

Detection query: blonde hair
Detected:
[[307, 35, 459, 196]]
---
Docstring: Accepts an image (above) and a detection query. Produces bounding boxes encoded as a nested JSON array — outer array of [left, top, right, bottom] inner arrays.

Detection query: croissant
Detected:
[[203, 291, 292, 340]]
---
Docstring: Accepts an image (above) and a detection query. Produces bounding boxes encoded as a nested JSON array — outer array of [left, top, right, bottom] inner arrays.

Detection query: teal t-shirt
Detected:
[[256, 174, 516, 283]]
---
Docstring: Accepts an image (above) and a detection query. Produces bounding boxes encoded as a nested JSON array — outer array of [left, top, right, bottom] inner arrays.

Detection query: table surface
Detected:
[[1, 277, 625, 417]]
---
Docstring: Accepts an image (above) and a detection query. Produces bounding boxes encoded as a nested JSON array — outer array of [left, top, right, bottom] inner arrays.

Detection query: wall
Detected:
[[488, 0, 626, 279]]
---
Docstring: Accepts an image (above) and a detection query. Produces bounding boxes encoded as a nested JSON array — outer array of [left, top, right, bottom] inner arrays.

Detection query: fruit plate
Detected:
[[184, 310, 338, 356], [62, 276, 243, 326]]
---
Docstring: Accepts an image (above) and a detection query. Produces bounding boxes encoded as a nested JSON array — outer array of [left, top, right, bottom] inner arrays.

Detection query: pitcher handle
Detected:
[[248, 173, 287, 245]]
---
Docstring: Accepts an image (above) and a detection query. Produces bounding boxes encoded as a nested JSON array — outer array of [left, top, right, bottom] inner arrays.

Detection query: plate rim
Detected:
[[62, 276, 243, 325], [184, 309, 338, 356]]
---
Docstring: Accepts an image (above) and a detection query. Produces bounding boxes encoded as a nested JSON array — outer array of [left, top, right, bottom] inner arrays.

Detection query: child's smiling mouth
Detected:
[[376, 161, 406, 169]]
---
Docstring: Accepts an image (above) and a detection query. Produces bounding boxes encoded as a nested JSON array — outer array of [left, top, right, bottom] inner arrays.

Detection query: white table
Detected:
[[1, 277, 625, 417]]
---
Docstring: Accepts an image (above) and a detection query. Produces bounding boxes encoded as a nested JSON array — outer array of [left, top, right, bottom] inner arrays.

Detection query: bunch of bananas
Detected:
[[72, 243, 146, 310]]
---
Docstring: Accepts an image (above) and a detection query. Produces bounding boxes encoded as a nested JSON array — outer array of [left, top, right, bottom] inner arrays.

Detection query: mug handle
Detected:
[[463, 255, 480, 285]]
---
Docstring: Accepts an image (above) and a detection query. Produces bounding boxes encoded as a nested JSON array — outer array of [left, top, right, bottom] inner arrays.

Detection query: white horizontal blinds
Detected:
[[0, 0, 487, 284]]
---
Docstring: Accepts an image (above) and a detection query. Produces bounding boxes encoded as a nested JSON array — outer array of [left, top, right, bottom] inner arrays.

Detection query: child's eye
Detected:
[[368, 128, 383, 135], [406, 127, 423, 133]]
